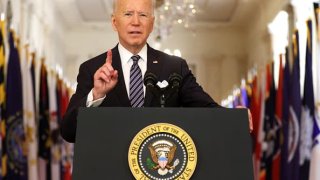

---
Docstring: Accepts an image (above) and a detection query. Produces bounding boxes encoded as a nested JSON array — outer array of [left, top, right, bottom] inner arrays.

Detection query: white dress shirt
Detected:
[[86, 43, 148, 107]]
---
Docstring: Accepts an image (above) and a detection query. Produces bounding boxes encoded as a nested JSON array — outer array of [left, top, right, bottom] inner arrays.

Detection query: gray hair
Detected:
[[112, 0, 155, 16]]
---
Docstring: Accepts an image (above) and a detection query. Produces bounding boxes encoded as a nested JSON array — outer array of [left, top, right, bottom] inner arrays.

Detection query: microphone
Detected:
[[144, 72, 158, 88], [168, 73, 182, 89], [143, 72, 182, 107], [144, 72, 164, 107], [164, 73, 182, 103]]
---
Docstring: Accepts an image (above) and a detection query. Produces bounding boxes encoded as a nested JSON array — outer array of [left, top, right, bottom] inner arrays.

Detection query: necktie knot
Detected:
[[131, 55, 140, 65]]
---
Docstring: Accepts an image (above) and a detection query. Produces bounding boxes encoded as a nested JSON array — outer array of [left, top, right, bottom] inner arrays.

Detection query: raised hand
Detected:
[[92, 50, 118, 100]]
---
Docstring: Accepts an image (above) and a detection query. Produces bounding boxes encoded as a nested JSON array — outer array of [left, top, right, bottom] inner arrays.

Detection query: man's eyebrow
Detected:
[[121, 10, 134, 13], [138, 11, 150, 14], [122, 10, 150, 13]]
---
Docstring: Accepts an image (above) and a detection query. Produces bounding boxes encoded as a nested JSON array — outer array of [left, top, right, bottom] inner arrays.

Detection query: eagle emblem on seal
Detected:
[[147, 140, 180, 176]]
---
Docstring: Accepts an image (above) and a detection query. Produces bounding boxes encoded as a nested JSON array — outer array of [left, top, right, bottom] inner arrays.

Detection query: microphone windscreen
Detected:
[[144, 72, 158, 87], [169, 73, 182, 87]]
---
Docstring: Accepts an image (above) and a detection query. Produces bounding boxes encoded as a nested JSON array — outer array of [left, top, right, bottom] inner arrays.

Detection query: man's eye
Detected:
[[124, 13, 132, 16], [140, 14, 147, 17]]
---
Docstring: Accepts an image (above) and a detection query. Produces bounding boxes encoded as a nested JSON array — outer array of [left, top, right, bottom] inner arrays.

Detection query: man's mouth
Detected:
[[129, 31, 142, 34]]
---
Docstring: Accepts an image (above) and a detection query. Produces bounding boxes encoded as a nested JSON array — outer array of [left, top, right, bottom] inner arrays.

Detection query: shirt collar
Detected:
[[118, 43, 147, 64]]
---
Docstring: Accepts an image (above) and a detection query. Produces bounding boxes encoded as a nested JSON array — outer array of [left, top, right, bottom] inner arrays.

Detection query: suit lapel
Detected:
[[112, 46, 131, 106], [144, 45, 163, 107]]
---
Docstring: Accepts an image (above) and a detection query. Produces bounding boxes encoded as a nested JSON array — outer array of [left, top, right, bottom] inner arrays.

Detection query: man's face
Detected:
[[112, 0, 154, 51]]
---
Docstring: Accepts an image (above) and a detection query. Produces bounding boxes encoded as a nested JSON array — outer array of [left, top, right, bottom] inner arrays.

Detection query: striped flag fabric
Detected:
[[48, 71, 61, 180], [272, 55, 284, 180], [21, 46, 38, 180], [57, 80, 73, 180], [63, 87, 73, 180], [249, 74, 263, 180]]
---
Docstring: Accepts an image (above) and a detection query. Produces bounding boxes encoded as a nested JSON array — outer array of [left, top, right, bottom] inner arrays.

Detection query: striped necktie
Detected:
[[129, 55, 144, 107]]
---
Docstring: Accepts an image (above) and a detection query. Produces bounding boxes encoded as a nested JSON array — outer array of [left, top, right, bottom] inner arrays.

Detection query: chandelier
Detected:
[[154, 0, 198, 42]]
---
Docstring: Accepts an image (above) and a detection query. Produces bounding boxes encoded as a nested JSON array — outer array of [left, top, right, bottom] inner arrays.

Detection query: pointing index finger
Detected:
[[106, 49, 112, 65]]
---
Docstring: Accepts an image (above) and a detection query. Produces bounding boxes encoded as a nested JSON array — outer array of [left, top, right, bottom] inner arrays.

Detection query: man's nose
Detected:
[[131, 14, 140, 25]]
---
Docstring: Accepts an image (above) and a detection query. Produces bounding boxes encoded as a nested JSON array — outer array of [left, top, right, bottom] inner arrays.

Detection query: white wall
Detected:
[[161, 25, 248, 102], [245, 0, 290, 67], [64, 24, 117, 81]]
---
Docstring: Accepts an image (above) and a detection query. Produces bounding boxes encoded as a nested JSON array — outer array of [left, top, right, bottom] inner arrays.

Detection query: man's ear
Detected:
[[111, 14, 117, 31]]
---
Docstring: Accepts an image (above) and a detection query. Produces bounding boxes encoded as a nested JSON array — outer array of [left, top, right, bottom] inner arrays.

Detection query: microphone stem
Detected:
[[160, 94, 165, 108]]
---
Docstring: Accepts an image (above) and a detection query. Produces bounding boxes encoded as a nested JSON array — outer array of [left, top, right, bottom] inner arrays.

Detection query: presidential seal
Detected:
[[128, 123, 197, 180]]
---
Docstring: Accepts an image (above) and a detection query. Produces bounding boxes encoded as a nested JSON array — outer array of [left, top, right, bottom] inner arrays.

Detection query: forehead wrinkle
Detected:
[[112, 0, 155, 16]]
